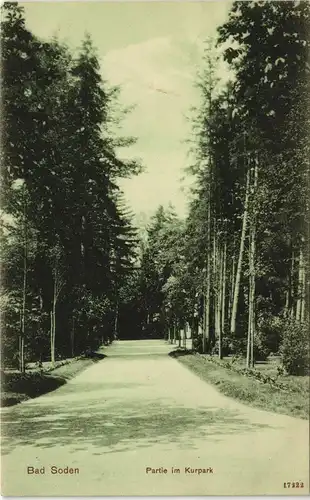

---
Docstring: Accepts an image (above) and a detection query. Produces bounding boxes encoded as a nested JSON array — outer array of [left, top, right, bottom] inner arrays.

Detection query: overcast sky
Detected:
[[22, 1, 231, 219]]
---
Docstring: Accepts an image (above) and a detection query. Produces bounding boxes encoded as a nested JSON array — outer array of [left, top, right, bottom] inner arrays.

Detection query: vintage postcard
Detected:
[[1, 0, 309, 496]]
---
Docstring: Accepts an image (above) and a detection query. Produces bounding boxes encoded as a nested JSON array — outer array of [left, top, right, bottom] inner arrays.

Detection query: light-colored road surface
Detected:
[[1, 340, 309, 496]]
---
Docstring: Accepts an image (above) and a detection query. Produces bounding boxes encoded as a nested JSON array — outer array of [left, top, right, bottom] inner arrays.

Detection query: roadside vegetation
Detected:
[[172, 350, 309, 420], [136, 1, 309, 398], [1, 350, 106, 407]]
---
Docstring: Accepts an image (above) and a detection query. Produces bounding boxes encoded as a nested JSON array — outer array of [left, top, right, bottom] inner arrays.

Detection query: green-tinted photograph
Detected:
[[1, 0, 309, 496]]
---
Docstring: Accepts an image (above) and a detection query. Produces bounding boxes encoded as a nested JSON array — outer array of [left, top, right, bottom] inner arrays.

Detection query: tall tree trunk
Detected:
[[50, 264, 60, 366], [290, 251, 295, 319], [19, 310, 22, 372], [246, 230, 254, 369], [114, 301, 119, 340], [52, 298, 56, 365], [213, 217, 220, 352], [246, 277, 252, 369], [203, 197, 211, 354], [230, 168, 250, 336], [221, 239, 227, 334], [50, 310, 54, 365], [20, 263, 26, 373], [284, 290, 289, 317], [203, 42, 215, 353], [296, 248, 301, 322], [246, 161, 258, 368], [217, 245, 223, 359], [229, 252, 236, 324], [20, 187, 27, 373], [300, 254, 306, 322], [51, 278, 57, 366], [71, 316, 75, 357], [296, 245, 305, 323], [250, 271, 255, 369]]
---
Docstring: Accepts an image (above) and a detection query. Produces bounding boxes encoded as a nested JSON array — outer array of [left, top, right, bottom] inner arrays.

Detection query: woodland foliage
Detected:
[[138, 1, 310, 374], [1, 1, 309, 377], [1, 2, 140, 369]]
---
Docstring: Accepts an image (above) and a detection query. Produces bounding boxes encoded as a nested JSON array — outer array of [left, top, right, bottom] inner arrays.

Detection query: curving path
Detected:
[[1, 340, 309, 496]]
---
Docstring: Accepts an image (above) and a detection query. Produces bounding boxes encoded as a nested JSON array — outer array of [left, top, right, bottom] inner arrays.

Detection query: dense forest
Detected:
[[0, 2, 142, 369], [1, 1, 309, 376], [141, 1, 310, 375]]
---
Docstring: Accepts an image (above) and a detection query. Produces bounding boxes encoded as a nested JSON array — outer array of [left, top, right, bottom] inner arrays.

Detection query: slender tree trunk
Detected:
[[252, 160, 258, 368], [50, 309, 54, 365], [52, 309, 55, 362], [202, 295, 206, 351], [290, 251, 295, 319], [250, 270, 255, 369], [213, 217, 219, 352], [229, 245, 236, 322], [296, 250, 301, 322], [300, 255, 305, 322], [71, 316, 75, 357], [114, 301, 119, 340], [203, 43, 215, 353], [52, 297, 56, 365], [296, 245, 305, 323], [20, 188, 27, 373], [20, 273, 26, 373], [246, 284, 251, 369], [230, 168, 250, 336], [246, 231, 254, 369], [183, 324, 187, 349], [284, 240, 292, 318], [284, 290, 289, 317], [202, 294, 207, 353], [19, 310, 22, 372], [221, 239, 227, 334], [50, 266, 59, 366], [216, 243, 222, 358], [247, 161, 258, 368], [203, 197, 211, 354], [216, 244, 224, 359], [219, 239, 227, 359]]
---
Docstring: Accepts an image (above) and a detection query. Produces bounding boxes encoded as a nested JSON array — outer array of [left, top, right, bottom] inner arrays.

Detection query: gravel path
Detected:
[[1, 340, 309, 496]]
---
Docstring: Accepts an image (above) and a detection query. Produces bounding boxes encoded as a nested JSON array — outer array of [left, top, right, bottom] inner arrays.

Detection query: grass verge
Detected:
[[1, 351, 106, 407], [171, 350, 309, 420]]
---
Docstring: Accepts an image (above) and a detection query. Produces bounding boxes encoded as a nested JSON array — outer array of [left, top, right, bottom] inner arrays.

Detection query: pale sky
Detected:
[[21, 1, 231, 219]]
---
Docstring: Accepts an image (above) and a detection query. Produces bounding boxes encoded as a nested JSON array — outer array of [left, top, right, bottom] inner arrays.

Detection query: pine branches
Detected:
[[1, 4, 140, 366]]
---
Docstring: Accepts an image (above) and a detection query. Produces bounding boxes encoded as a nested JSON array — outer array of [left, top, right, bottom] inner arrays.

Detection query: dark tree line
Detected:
[[137, 1, 309, 375], [1, 2, 141, 369], [1, 1, 309, 377]]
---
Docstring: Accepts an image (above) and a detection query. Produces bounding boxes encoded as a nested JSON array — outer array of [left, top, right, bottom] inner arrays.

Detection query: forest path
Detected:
[[1, 340, 308, 496]]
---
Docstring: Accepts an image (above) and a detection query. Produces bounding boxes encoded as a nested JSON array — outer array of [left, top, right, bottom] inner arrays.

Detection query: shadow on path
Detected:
[[2, 394, 271, 455]]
